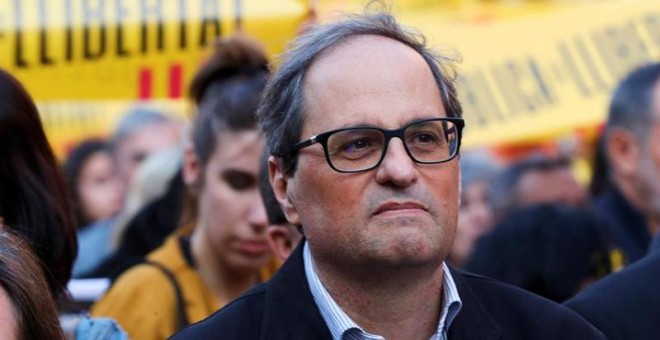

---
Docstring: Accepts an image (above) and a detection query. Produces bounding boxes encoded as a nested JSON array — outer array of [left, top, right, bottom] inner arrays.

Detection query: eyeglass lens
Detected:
[[326, 120, 458, 172]]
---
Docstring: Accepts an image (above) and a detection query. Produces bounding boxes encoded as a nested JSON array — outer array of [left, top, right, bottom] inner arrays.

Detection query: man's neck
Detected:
[[313, 254, 445, 339]]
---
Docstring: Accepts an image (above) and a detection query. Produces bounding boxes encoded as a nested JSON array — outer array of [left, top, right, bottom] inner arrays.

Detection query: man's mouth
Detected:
[[373, 201, 428, 216]]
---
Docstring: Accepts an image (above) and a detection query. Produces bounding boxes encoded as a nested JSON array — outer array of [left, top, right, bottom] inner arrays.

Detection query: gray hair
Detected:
[[258, 5, 462, 175], [606, 62, 660, 148], [110, 107, 173, 152]]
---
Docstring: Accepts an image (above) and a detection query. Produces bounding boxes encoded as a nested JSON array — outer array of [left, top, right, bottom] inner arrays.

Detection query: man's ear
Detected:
[[182, 144, 202, 193], [606, 128, 640, 179], [269, 156, 300, 226], [267, 226, 295, 262]]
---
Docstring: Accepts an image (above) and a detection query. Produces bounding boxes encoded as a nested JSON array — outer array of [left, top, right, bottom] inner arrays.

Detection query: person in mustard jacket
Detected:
[[91, 35, 276, 340]]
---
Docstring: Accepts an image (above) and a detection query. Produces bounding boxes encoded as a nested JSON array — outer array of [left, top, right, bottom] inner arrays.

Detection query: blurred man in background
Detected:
[[110, 107, 182, 203], [592, 62, 660, 264], [565, 62, 660, 340], [489, 154, 586, 223], [465, 203, 613, 302], [73, 107, 182, 277]]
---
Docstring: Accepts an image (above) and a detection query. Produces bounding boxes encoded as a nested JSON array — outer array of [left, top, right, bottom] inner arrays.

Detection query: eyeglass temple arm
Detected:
[[292, 135, 318, 151]]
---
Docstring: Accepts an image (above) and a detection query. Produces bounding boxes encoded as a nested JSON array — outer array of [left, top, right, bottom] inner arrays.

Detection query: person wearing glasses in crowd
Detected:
[[174, 6, 604, 340]]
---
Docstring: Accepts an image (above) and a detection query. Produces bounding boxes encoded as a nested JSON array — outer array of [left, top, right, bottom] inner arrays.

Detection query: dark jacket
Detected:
[[173, 242, 604, 340], [592, 185, 650, 263], [564, 250, 660, 340]]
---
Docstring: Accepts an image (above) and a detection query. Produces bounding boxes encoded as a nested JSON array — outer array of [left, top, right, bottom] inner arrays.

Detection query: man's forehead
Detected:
[[304, 35, 428, 88], [301, 34, 442, 130]]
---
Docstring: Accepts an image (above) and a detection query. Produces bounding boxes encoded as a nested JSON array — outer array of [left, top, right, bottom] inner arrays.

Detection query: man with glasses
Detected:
[[174, 8, 604, 340]]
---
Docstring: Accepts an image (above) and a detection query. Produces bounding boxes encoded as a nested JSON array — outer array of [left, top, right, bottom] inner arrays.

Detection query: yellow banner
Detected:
[[320, 0, 660, 147], [2, 0, 658, 155], [399, 0, 660, 148], [0, 0, 310, 157]]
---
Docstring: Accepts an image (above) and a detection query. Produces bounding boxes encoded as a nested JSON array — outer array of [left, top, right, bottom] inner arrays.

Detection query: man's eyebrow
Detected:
[[402, 116, 443, 126], [328, 115, 442, 131], [336, 122, 377, 129]]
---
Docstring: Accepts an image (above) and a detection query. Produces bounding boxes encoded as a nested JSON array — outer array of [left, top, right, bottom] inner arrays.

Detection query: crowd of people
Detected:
[[0, 4, 658, 340]]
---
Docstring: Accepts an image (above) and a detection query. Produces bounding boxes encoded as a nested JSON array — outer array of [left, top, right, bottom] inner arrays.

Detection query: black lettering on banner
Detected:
[[140, 0, 164, 54], [640, 13, 660, 53], [65, 0, 74, 61], [528, 58, 555, 107], [115, 0, 131, 56], [491, 58, 554, 116], [13, 0, 28, 67], [591, 21, 651, 82], [200, 0, 221, 47], [492, 60, 540, 116], [557, 41, 591, 97], [178, 0, 187, 49], [573, 36, 609, 92], [491, 62, 520, 117], [458, 70, 504, 127], [83, 0, 107, 60], [38, 0, 54, 65]]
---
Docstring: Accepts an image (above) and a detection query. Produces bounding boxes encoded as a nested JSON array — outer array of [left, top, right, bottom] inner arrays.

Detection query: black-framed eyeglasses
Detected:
[[291, 117, 465, 173]]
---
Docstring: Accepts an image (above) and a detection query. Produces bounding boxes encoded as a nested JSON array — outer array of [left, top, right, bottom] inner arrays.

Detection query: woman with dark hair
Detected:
[[63, 139, 123, 230], [0, 69, 77, 300], [0, 229, 65, 340], [0, 69, 127, 339], [92, 35, 275, 339], [464, 203, 615, 302]]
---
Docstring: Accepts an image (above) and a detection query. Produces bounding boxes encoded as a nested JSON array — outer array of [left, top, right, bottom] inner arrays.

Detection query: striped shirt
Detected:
[[304, 243, 462, 340]]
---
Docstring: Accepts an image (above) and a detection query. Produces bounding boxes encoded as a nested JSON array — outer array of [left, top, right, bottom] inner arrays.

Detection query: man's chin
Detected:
[[369, 213, 438, 231], [370, 233, 447, 267]]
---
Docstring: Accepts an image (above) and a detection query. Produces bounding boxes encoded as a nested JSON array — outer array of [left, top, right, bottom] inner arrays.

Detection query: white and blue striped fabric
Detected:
[[304, 243, 463, 340]]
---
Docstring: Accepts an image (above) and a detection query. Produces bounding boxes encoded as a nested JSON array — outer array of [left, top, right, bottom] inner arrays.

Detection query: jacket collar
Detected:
[[598, 185, 647, 229], [261, 240, 332, 340], [595, 185, 650, 260], [446, 266, 502, 340], [260, 241, 503, 340]]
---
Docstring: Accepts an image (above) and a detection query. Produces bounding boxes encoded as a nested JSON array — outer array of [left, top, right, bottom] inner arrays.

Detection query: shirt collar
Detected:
[[304, 242, 462, 340]]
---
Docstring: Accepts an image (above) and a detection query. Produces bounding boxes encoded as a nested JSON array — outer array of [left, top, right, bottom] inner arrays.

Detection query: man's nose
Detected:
[[375, 138, 419, 188]]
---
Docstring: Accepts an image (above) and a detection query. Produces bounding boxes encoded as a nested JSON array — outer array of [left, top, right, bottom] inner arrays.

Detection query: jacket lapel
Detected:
[[447, 266, 502, 340], [260, 240, 333, 340], [259, 242, 501, 340]]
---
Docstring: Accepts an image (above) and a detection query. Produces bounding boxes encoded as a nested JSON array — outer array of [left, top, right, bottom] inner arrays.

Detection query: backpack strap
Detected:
[[143, 261, 190, 330]]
